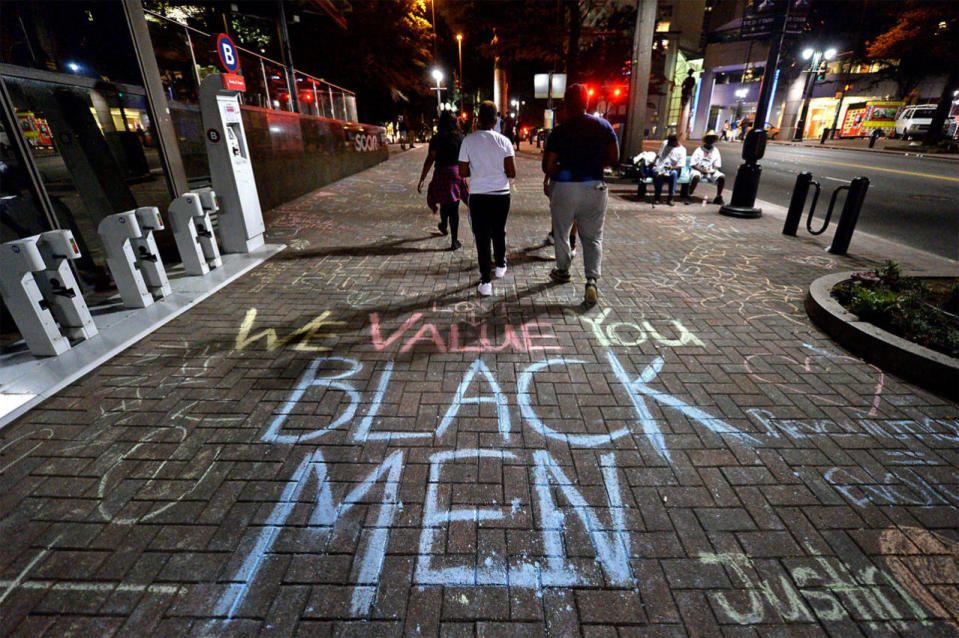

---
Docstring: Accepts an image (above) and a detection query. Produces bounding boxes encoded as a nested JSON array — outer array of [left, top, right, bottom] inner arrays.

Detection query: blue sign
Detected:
[[216, 33, 240, 73]]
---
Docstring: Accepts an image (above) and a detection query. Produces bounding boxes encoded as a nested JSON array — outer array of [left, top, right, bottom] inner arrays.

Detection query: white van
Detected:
[[893, 105, 936, 139]]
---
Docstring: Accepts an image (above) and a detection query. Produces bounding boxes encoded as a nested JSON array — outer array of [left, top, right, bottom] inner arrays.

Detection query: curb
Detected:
[[767, 140, 959, 163], [805, 272, 959, 401]]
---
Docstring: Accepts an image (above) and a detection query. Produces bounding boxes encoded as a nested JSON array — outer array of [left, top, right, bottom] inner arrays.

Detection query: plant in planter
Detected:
[[832, 260, 959, 358]]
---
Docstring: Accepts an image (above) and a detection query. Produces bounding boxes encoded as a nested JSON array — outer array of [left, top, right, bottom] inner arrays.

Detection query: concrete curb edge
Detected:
[[805, 271, 959, 401]]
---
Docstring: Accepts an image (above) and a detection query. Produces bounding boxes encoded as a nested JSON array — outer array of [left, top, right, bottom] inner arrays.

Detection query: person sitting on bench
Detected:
[[653, 134, 686, 206], [687, 130, 725, 205]]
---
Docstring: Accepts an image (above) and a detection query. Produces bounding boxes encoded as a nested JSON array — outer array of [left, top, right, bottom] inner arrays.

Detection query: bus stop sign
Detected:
[[216, 33, 240, 73]]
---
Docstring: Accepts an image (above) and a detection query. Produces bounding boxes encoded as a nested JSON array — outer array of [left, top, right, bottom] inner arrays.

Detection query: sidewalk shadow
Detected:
[[274, 235, 448, 260]]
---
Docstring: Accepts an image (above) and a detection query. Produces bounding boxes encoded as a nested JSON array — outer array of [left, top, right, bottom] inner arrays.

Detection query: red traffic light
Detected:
[[587, 87, 595, 97], [613, 88, 621, 97]]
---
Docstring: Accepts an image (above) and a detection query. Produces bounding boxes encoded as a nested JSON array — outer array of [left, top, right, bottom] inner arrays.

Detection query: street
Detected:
[[716, 142, 959, 261]]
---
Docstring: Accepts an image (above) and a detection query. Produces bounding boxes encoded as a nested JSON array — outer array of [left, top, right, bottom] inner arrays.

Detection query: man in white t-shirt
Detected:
[[458, 101, 516, 297], [688, 130, 725, 205]]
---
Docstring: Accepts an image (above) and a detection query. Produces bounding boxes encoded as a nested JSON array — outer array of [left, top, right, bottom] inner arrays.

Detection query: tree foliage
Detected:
[[865, 1, 957, 96], [291, 0, 433, 122], [866, 1, 958, 144]]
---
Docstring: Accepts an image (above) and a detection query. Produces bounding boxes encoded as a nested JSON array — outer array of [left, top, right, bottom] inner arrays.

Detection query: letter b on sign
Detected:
[[217, 33, 240, 73]]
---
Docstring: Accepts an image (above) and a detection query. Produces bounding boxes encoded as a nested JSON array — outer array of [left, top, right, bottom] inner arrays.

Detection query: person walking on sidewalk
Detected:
[[652, 134, 686, 206], [399, 114, 414, 149], [687, 130, 725, 205], [418, 111, 468, 250], [542, 83, 619, 307], [458, 101, 516, 297]]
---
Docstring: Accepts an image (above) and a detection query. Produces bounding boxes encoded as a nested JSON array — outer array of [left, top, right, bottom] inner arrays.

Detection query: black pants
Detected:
[[468, 193, 510, 283], [440, 201, 460, 243]]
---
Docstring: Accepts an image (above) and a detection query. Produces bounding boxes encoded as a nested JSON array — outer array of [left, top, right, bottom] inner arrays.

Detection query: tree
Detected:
[[290, 0, 433, 123], [866, 1, 958, 145]]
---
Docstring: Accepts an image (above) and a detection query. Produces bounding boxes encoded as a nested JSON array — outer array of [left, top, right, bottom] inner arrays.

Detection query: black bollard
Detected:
[[783, 172, 813, 235], [828, 176, 870, 255], [720, 129, 766, 218]]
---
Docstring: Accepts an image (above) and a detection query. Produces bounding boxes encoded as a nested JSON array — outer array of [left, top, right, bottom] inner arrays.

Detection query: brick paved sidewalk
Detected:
[[1, 147, 957, 637]]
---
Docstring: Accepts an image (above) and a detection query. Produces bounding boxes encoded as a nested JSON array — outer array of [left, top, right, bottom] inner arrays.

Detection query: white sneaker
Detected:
[[478, 282, 492, 296], [494, 265, 507, 278], [570, 248, 577, 258]]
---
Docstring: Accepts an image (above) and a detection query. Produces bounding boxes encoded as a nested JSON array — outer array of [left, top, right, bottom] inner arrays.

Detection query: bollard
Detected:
[[828, 176, 870, 255], [783, 172, 812, 235]]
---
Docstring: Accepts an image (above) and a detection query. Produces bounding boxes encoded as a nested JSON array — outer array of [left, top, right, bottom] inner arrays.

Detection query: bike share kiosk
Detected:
[[0, 236, 71, 356], [199, 72, 265, 254], [34, 230, 98, 341], [131, 206, 172, 298], [98, 211, 155, 309], [169, 190, 223, 276]]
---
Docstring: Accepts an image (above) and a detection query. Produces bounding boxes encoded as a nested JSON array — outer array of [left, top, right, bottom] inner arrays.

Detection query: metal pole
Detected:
[[120, 0, 188, 196], [719, 3, 790, 219], [547, 72, 552, 118], [457, 35, 463, 110], [826, 83, 847, 141], [751, 6, 790, 135], [277, 0, 299, 112], [261, 58, 271, 108], [623, 0, 657, 159], [183, 28, 202, 95], [312, 80, 319, 117], [793, 52, 820, 141]]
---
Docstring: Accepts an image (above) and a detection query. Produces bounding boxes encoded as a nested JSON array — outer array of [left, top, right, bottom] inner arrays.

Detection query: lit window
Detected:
[[656, 21, 670, 32]]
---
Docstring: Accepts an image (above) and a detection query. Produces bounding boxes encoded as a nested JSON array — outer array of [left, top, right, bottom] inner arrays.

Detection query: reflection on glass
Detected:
[[3, 76, 171, 272], [239, 51, 268, 109], [264, 62, 291, 112], [0, 113, 50, 243], [0, 1, 142, 85]]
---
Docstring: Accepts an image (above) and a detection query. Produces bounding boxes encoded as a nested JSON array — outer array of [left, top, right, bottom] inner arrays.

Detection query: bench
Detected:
[[634, 157, 693, 201]]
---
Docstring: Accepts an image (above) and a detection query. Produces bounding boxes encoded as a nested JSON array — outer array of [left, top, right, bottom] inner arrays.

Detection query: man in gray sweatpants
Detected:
[[542, 83, 619, 307]]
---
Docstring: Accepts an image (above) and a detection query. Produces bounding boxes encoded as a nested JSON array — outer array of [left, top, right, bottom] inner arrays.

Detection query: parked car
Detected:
[[893, 105, 937, 140]]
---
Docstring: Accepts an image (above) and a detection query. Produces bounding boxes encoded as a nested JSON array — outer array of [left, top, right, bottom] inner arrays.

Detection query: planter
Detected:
[[806, 272, 959, 401]]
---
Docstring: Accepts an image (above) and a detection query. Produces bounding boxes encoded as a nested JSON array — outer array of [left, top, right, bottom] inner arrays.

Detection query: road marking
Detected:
[[770, 156, 959, 182], [824, 176, 850, 183]]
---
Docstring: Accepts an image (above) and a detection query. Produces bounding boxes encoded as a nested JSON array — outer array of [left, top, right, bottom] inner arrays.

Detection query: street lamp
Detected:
[[456, 34, 464, 99], [794, 46, 836, 140], [431, 68, 444, 114]]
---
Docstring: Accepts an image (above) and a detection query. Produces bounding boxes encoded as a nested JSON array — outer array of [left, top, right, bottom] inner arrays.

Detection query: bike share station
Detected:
[[0, 34, 283, 427]]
